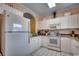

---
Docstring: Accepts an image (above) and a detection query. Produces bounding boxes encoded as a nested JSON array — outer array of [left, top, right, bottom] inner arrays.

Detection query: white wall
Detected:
[[0, 4, 23, 17], [38, 18, 50, 30], [14, 4, 39, 33], [0, 3, 39, 33]]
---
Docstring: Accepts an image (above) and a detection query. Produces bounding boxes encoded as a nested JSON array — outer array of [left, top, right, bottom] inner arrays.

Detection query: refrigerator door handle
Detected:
[[28, 33, 30, 44], [28, 37, 30, 44]]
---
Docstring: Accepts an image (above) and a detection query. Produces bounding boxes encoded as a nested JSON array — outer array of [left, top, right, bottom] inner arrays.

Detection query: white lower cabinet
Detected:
[[30, 38, 34, 53], [61, 37, 71, 53], [30, 36, 42, 53], [61, 37, 79, 55], [41, 36, 49, 47], [71, 39, 79, 55], [30, 36, 79, 55]]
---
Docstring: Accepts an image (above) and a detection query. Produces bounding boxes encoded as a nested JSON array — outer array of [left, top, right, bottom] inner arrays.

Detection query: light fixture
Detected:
[[47, 3, 56, 8]]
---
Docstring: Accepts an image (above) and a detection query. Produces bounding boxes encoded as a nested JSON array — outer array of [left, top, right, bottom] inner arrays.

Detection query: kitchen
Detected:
[[0, 3, 79, 56]]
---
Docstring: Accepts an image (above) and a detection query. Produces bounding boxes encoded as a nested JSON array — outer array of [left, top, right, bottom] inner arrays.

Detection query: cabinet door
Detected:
[[37, 36, 42, 47], [61, 15, 78, 29], [30, 38, 36, 53], [34, 37, 40, 49], [61, 17, 69, 29], [50, 18, 61, 29], [68, 15, 78, 28], [42, 36, 49, 47], [30, 37, 42, 53], [71, 39, 79, 55], [61, 38, 71, 53]]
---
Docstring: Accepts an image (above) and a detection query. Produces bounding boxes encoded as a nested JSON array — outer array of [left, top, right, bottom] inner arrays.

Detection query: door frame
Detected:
[[0, 14, 5, 56]]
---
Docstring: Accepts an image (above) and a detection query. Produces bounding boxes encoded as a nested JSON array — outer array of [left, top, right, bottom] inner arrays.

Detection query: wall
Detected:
[[38, 6, 79, 29], [30, 17, 36, 33], [38, 18, 50, 30], [0, 4, 23, 17], [4, 3, 39, 33], [14, 3, 39, 33], [38, 6, 79, 21], [56, 6, 79, 17]]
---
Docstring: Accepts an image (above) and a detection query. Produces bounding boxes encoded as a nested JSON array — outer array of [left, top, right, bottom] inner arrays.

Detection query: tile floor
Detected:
[[32, 47, 72, 56]]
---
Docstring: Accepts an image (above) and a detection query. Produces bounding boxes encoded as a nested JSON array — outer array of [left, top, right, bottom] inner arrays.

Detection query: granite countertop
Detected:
[[30, 35, 49, 37]]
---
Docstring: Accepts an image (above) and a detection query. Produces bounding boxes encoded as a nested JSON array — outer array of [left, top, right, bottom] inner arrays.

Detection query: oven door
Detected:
[[49, 37, 61, 48]]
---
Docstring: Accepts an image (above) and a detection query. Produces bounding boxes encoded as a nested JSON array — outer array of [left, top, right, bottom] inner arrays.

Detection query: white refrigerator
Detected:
[[5, 11, 30, 56]]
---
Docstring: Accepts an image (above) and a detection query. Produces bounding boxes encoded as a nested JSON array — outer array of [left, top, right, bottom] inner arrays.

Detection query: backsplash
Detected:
[[37, 29, 50, 35]]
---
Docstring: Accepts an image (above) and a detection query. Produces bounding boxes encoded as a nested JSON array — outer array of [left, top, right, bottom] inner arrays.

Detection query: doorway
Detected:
[[23, 13, 36, 34], [0, 14, 5, 56]]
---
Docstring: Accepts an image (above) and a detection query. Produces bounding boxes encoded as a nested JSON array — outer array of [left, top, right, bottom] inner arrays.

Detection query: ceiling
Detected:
[[22, 3, 79, 16]]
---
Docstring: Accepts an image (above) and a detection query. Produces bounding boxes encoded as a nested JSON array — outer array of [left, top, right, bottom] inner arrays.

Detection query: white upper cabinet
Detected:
[[60, 14, 78, 29], [60, 17, 68, 29], [61, 14, 78, 29], [38, 14, 79, 30], [68, 15, 78, 28], [50, 16, 72, 29], [50, 18, 61, 29]]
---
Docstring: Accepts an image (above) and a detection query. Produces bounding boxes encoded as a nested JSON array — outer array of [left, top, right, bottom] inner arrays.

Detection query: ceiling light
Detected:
[[47, 3, 56, 8]]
